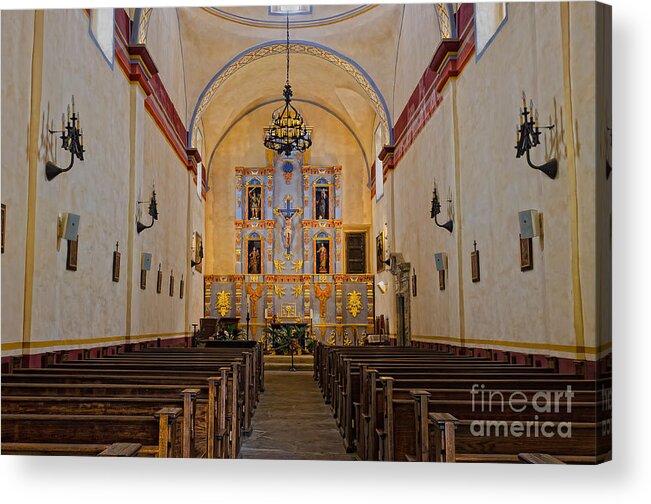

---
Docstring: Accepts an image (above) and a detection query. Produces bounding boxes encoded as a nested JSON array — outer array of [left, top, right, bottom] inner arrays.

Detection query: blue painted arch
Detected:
[[188, 39, 394, 150]]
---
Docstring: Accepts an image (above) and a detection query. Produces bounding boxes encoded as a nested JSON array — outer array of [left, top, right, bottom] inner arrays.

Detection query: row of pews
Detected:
[[1, 344, 264, 458], [314, 343, 611, 464]]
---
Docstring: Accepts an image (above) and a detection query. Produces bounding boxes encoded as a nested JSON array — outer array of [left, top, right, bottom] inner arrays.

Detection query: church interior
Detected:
[[1, 3, 611, 464]]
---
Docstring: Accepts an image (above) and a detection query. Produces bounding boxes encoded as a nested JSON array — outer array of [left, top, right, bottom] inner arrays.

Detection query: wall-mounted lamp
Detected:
[[46, 95, 85, 181], [137, 186, 158, 234], [515, 92, 557, 179], [430, 181, 453, 233], [377, 280, 388, 294], [191, 233, 203, 270]]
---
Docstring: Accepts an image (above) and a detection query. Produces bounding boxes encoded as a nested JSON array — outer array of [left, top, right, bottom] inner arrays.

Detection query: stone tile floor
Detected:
[[239, 370, 356, 460]]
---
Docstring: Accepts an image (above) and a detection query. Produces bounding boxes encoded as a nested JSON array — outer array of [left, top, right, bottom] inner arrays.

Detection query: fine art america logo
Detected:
[[469, 384, 574, 438]]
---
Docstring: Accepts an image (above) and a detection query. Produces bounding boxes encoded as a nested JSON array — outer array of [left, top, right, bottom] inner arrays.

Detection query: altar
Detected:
[[203, 146, 374, 343]]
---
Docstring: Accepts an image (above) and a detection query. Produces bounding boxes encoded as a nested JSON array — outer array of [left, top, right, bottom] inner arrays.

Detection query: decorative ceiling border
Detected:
[[201, 5, 377, 29], [188, 40, 392, 151]]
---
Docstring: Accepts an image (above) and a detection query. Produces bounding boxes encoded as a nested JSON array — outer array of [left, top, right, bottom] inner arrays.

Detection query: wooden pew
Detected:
[[98, 443, 142, 457], [2, 345, 263, 458], [2, 407, 182, 457]]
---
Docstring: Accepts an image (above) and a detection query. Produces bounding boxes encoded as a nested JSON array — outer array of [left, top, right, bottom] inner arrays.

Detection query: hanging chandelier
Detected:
[[263, 15, 312, 156]]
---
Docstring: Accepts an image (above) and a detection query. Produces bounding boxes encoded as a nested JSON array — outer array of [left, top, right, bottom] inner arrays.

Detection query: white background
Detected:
[[1, 0, 649, 502]]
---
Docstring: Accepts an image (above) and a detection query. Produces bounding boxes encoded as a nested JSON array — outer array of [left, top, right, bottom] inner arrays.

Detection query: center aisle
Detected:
[[239, 361, 356, 460]]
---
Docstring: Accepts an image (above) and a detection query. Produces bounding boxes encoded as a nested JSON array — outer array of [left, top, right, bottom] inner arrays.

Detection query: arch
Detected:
[[132, 7, 153, 44], [189, 40, 393, 150], [204, 98, 372, 192], [435, 3, 457, 39]]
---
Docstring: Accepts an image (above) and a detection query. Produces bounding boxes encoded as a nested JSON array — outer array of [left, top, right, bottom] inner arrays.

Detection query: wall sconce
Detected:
[[515, 92, 557, 179], [137, 186, 158, 234], [191, 232, 203, 270], [430, 180, 453, 233], [46, 96, 84, 181]]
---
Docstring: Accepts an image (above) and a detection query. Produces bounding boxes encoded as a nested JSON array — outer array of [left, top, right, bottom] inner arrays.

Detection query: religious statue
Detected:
[[317, 241, 329, 273], [316, 187, 329, 220], [248, 244, 261, 274], [248, 188, 261, 220], [283, 215, 293, 253]]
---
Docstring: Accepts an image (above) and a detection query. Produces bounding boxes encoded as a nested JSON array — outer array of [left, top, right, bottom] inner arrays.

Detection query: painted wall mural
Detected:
[[205, 148, 373, 341]]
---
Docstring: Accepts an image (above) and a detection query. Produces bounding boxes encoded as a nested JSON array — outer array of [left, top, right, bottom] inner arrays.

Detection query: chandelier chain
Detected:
[[263, 13, 312, 156], [286, 14, 290, 86]]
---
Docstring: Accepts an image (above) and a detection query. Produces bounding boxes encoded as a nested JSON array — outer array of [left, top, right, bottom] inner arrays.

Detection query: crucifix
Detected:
[[274, 196, 302, 257]]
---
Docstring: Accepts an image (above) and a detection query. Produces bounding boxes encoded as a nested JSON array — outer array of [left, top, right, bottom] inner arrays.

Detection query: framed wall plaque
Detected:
[[411, 268, 417, 297], [66, 238, 78, 271], [112, 251, 120, 282], [1, 203, 6, 254], [520, 236, 533, 271], [376, 231, 385, 272], [470, 250, 480, 283]]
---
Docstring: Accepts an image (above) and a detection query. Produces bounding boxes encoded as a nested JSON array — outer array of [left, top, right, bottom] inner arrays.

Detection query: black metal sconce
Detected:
[[46, 96, 84, 181], [191, 240, 203, 269], [515, 92, 557, 179], [430, 181, 453, 233], [136, 187, 158, 234]]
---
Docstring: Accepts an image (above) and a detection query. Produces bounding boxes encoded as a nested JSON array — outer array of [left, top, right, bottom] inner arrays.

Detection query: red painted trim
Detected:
[[1, 336, 192, 372], [410, 340, 612, 381], [112, 9, 205, 199], [385, 4, 476, 177]]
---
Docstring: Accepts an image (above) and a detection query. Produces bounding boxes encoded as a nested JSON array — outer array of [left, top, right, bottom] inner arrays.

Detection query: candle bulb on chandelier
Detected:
[[71, 95, 75, 114]]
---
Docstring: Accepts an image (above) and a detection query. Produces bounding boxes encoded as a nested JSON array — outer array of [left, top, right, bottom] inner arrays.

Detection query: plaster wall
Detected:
[[1, 11, 35, 348], [374, 2, 601, 359], [1, 9, 203, 356], [146, 8, 189, 124], [392, 3, 441, 119]]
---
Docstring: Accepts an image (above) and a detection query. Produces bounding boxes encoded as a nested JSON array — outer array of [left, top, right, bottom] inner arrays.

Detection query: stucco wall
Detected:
[[1, 9, 204, 356], [373, 2, 602, 360], [146, 8, 188, 125], [1, 10, 35, 348]]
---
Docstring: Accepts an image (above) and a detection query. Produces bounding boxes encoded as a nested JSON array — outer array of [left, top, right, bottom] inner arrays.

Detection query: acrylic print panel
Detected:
[[0, 2, 611, 467]]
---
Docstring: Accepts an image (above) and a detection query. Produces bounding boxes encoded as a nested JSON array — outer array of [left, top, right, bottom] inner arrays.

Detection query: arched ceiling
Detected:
[[134, 5, 447, 171]]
